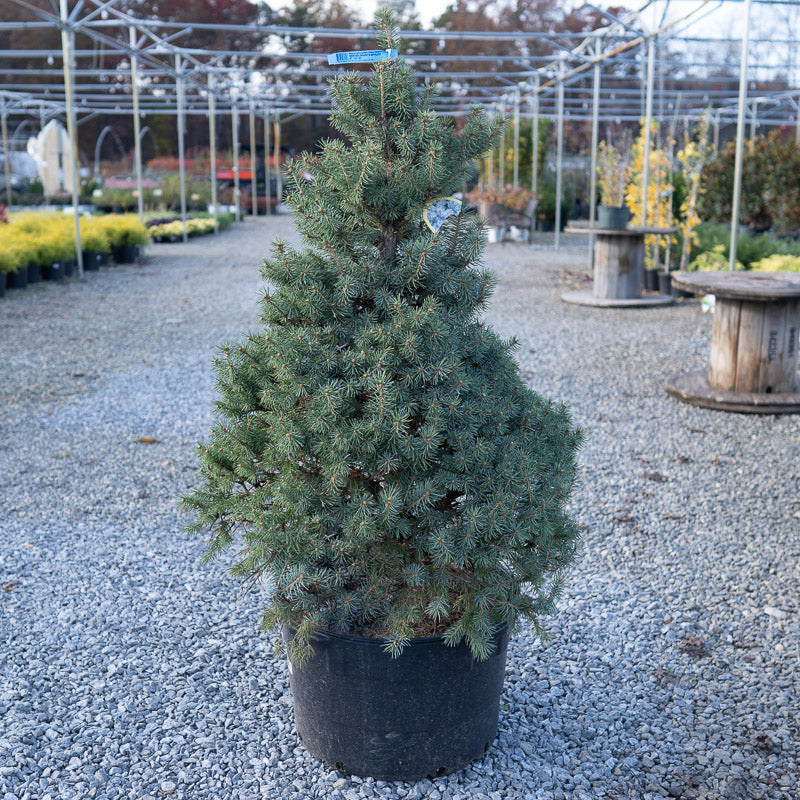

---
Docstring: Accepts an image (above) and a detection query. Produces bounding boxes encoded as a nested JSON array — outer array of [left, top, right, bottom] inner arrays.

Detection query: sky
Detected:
[[319, 0, 797, 40]]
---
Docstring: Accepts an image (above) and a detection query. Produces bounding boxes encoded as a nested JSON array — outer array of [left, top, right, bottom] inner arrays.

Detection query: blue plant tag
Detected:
[[327, 49, 398, 66], [423, 196, 463, 232]]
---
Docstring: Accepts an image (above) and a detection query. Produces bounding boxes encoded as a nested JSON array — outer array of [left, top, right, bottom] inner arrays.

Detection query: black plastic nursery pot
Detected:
[[597, 205, 630, 230], [113, 243, 139, 264], [644, 268, 659, 292], [42, 261, 65, 281], [63, 259, 75, 277], [0, 272, 6, 298], [27, 262, 42, 284], [8, 268, 28, 290], [285, 623, 510, 781], [82, 250, 103, 271], [658, 271, 672, 295]]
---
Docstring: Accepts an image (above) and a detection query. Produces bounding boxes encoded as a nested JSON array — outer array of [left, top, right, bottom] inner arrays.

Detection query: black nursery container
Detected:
[[0, 272, 6, 298], [286, 623, 510, 781], [8, 268, 28, 290], [42, 262, 65, 281], [82, 250, 103, 271], [27, 262, 42, 284], [113, 243, 139, 264]]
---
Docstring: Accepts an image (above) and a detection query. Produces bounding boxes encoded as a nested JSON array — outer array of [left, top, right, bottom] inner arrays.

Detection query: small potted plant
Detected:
[[183, 12, 582, 782], [0, 235, 26, 296], [79, 216, 111, 270], [101, 214, 149, 264], [596, 139, 632, 229]]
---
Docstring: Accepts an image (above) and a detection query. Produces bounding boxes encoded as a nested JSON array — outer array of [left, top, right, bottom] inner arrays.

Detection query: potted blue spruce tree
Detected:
[[183, 12, 582, 781]]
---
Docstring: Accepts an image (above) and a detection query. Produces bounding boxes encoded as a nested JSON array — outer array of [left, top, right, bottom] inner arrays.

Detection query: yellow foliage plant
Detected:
[[677, 112, 714, 271], [625, 120, 675, 267]]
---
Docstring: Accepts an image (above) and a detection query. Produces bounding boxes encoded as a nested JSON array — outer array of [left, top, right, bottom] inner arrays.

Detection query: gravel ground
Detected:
[[1, 216, 798, 800]]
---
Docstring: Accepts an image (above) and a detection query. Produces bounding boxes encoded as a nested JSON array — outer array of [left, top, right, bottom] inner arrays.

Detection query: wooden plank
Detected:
[[593, 236, 611, 298], [757, 299, 796, 393], [734, 301, 766, 392], [672, 271, 800, 300], [709, 299, 741, 391], [592, 234, 643, 299], [666, 371, 800, 414]]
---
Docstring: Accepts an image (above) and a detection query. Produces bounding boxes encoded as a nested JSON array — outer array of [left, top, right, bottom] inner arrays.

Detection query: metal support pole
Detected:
[[749, 99, 758, 141], [729, 0, 753, 272], [588, 40, 601, 266], [554, 55, 565, 250], [640, 37, 656, 227], [1, 106, 12, 207], [129, 27, 144, 224], [795, 96, 800, 145], [486, 117, 494, 188], [60, 0, 83, 277], [175, 54, 187, 242], [207, 75, 218, 233], [249, 102, 257, 217], [498, 108, 506, 188], [263, 107, 271, 215], [273, 116, 281, 210], [232, 100, 240, 222], [713, 110, 720, 153], [796, 96, 800, 145], [531, 76, 540, 200], [512, 89, 520, 189]]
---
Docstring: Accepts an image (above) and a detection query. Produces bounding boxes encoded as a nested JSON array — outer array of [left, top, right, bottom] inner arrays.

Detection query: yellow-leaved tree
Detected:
[[677, 112, 714, 271], [625, 120, 675, 267]]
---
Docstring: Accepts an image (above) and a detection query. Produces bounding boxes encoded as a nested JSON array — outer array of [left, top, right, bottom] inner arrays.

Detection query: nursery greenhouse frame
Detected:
[[1, 0, 799, 276]]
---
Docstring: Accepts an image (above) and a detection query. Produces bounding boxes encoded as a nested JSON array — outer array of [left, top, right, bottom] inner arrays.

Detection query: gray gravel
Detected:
[[1, 216, 798, 800]]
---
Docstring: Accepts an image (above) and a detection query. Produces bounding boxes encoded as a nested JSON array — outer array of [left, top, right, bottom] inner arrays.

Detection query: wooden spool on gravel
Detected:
[[561, 226, 675, 308], [666, 271, 800, 413]]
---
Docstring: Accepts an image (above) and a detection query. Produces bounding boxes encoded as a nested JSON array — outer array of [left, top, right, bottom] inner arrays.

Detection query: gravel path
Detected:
[[1, 216, 798, 800]]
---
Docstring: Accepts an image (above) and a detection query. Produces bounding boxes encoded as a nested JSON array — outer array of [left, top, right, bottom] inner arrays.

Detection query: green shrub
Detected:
[[689, 245, 744, 271], [698, 133, 800, 234]]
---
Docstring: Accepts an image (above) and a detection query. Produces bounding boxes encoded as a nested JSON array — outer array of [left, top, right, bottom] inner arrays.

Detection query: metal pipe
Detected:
[[60, 0, 82, 277], [512, 89, 520, 189], [486, 114, 494, 188], [1, 106, 11, 207], [640, 37, 656, 227], [589, 40, 601, 266], [263, 107, 271, 215], [713, 110, 720, 152], [498, 106, 506, 188], [273, 115, 281, 210], [249, 102, 257, 217], [796, 95, 800, 145], [729, 0, 753, 272], [232, 98, 240, 222], [554, 55, 565, 250], [531, 75, 540, 200], [175, 53, 188, 242], [208, 74, 218, 233], [129, 27, 144, 223], [749, 98, 758, 141]]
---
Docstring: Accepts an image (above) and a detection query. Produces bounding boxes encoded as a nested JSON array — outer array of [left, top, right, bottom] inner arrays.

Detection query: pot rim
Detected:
[[287, 620, 509, 648]]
